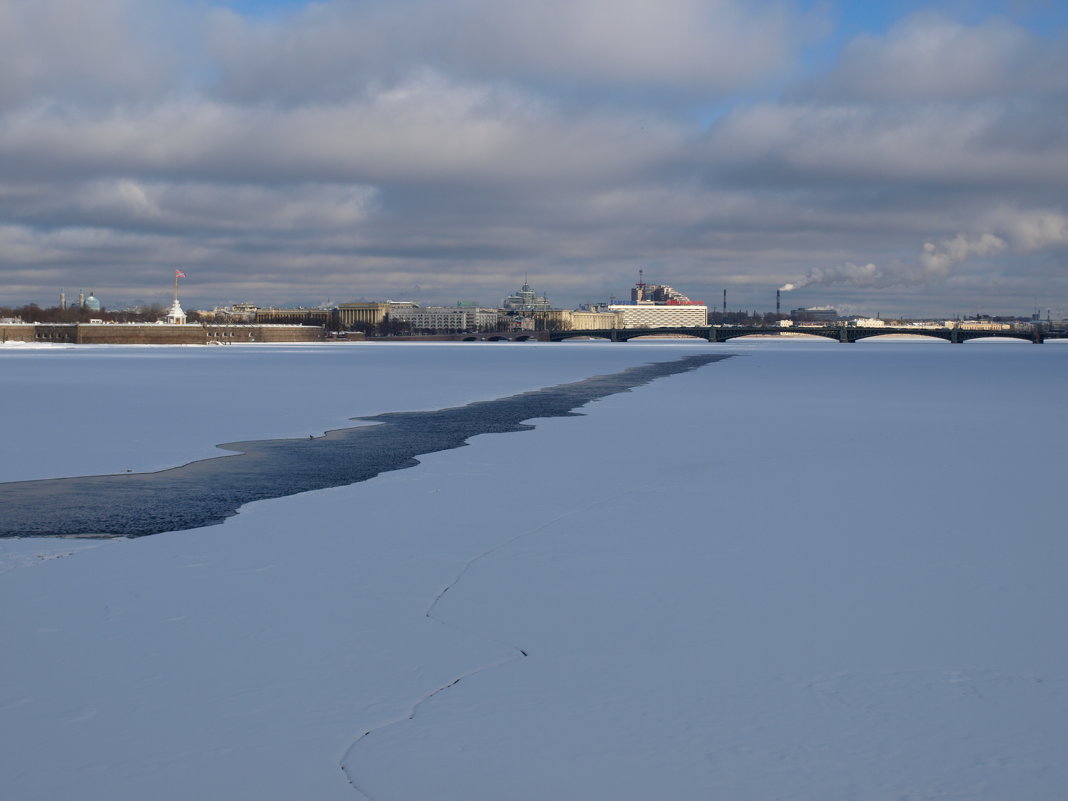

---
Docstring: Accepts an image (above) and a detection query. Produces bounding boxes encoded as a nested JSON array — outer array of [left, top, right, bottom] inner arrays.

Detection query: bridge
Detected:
[[370, 326, 1063, 344], [548, 325, 1053, 343]]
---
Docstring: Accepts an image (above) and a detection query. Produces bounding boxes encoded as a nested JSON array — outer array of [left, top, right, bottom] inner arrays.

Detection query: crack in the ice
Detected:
[[335, 382, 731, 800], [338, 491, 641, 800], [1, 353, 728, 539]]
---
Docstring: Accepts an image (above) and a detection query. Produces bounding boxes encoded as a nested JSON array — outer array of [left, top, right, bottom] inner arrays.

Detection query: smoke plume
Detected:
[[779, 261, 884, 292], [780, 233, 1006, 292]]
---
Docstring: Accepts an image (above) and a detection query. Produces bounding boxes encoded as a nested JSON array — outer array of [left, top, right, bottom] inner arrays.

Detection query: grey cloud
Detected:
[[206, 0, 806, 104], [0, 0, 190, 110], [731, 16, 1068, 305], [778, 222, 1060, 293], [706, 100, 1068, 188], [0, 77, 684, 186], [1, 180, 378, 233], [0, 1, 1065, 317], [804, 13, 1068, 102]]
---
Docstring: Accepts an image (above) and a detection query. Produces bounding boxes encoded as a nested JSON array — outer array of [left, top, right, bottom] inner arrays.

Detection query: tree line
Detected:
[[0, 303, 168, 324]]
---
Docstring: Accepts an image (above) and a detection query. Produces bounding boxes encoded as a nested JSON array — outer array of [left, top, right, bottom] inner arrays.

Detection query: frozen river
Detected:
[[0, 354, 725, 537], [1, 339, 1066, 800]]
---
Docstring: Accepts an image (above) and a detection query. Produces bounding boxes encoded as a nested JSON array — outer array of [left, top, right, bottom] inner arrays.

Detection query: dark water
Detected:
[[0, 354, 728, 538]]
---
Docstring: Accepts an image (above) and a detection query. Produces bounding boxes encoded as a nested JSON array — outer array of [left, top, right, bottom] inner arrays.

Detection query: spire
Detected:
[[167, 269, 188, 324]]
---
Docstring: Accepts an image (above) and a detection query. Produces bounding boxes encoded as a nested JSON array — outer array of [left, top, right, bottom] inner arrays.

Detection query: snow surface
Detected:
[[2, 340, 1066, 800]]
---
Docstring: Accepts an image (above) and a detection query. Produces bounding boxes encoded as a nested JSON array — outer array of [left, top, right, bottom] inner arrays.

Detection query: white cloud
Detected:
[[809, 13, 1067, 101], [919, 233, 1006, 279], [990, 209, 1068, 251]]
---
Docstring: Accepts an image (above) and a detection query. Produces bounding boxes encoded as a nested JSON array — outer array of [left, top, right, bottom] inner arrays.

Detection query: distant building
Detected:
[[790, 307, 838, 322], [946, 320, 1012, 331], [202, 303, 259, 322], [84, 292, 102, 312], [520, 309, 572, 331], [255, 307, 333, 326], [571, 311, 618, 330], [334, 302, 394, 330], [502, 281, 553, 312], [387, 304, 500, 333], [608, 304, 708, 328], [630, 282, 695, 305]]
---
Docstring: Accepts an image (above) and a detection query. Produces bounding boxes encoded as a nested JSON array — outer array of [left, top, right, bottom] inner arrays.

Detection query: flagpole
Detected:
[[174, 270, 179, 305]]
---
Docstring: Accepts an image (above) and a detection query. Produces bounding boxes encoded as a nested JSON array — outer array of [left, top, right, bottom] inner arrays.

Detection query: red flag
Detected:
[[175, 270, 187, 278]]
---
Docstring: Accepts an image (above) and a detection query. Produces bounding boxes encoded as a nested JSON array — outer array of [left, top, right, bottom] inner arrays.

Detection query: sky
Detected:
[[1, 0, 1066, 317]]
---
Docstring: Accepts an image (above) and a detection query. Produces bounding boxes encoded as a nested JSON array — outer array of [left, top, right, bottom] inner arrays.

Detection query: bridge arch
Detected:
[[625, 333, 707, 341], [961, 334, 1030, 344], [719, 332, 838, 342], [854, 332, 951, 343]]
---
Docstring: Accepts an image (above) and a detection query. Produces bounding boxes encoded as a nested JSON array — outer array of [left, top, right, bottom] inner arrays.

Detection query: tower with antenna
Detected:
[[631, 268, 648, 303]]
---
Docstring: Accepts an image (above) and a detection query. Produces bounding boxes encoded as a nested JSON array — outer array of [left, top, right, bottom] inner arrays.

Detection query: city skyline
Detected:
[[8, 272, 1059, 323], [1, 0, 1066, 317]]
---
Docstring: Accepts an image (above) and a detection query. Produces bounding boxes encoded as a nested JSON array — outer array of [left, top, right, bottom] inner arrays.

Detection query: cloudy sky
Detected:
[[2, 0, 1066, 316]]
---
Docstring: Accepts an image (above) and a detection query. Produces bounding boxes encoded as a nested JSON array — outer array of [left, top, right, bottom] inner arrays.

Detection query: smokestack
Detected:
[[722, 289, 726, 315], [776, 289, 780, 315]]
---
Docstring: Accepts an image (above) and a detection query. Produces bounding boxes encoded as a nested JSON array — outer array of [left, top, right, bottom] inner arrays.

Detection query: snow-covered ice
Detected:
[[1, 340, 1066, 800]]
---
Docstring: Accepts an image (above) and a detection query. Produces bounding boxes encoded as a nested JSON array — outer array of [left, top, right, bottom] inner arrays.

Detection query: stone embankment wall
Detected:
[[0, 324, 38, 343], [1, 324, 325, 345], [79, 325, 206, 345], [246, 325, 324, 343]]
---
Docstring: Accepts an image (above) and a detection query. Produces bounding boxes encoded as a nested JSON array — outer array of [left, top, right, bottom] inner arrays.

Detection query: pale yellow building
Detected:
[[570, 311, 619, 330]]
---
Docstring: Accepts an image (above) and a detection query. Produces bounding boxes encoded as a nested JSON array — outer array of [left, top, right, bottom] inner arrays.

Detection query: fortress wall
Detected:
[[251, 325, 325, 342], [3, 323, 326, 345], [1, 324, 39, 343], [76, 325, 206, 345]]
